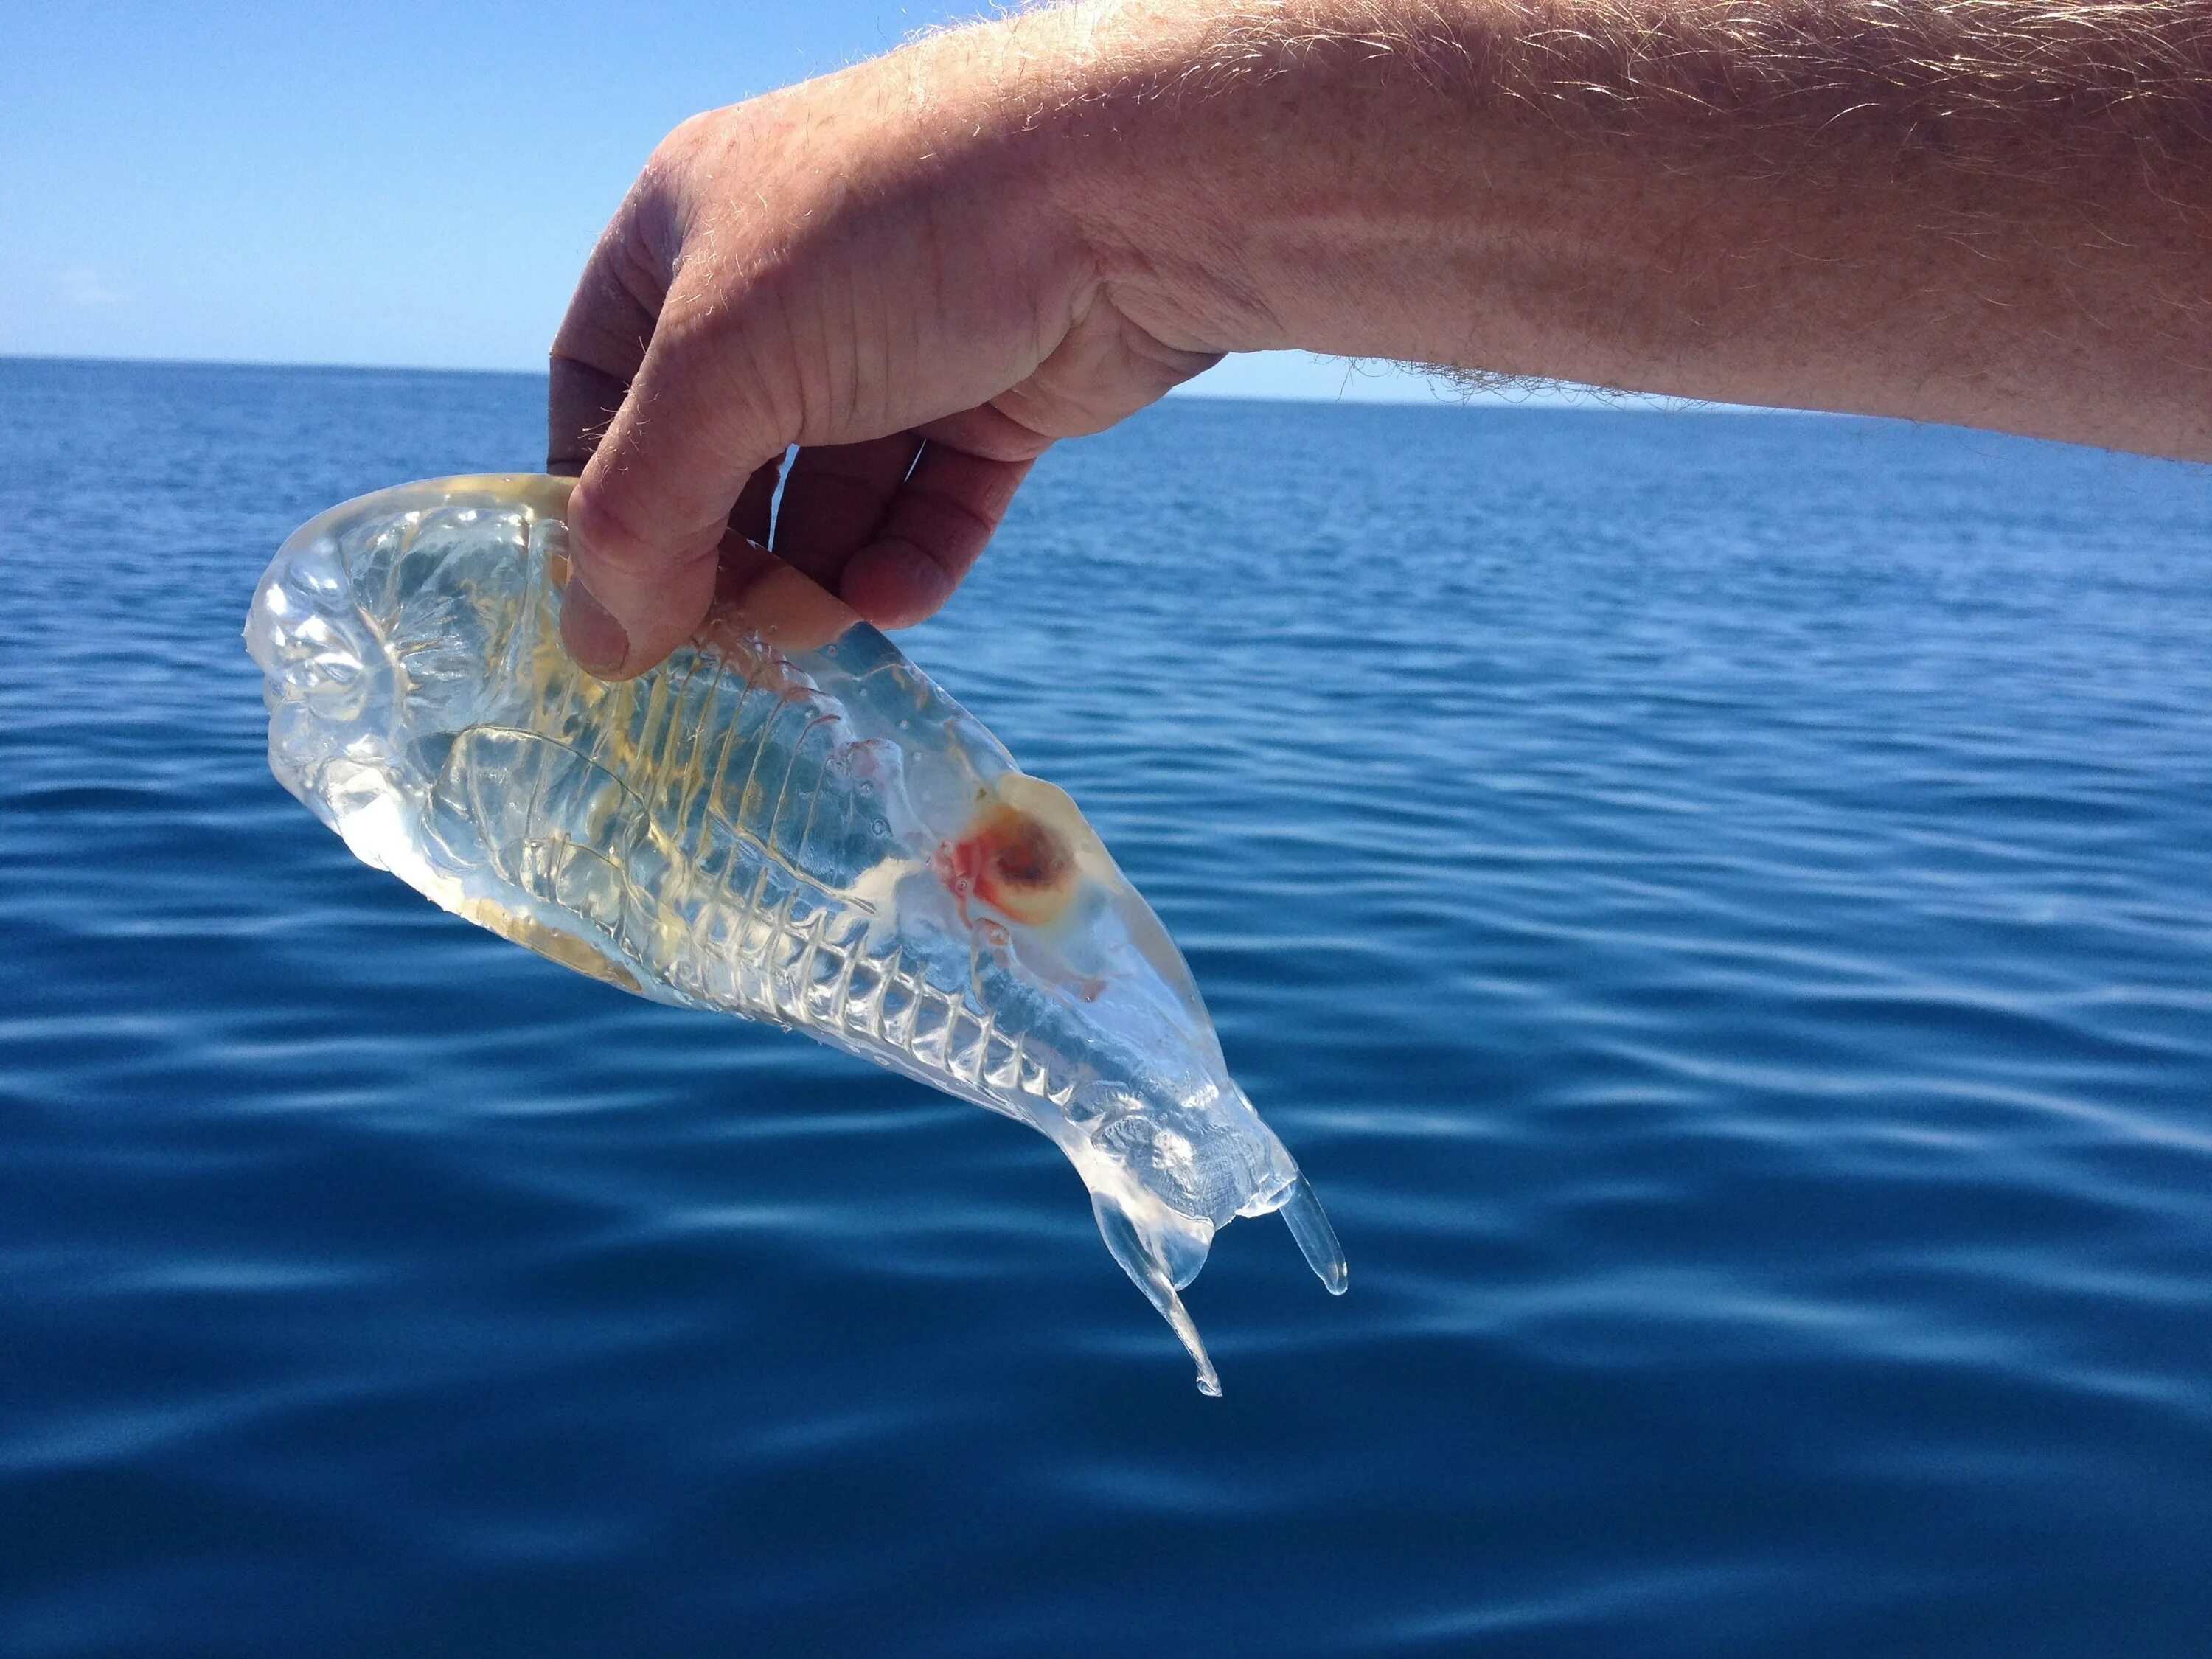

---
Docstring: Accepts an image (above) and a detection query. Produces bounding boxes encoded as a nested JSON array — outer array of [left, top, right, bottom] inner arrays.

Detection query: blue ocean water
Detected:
[[4, 355, 2211, 1657]]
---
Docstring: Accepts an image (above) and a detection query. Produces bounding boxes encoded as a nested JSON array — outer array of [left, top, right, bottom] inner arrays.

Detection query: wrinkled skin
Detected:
[[550, 0, 2212, 692], [546, 18, 1231, 681]]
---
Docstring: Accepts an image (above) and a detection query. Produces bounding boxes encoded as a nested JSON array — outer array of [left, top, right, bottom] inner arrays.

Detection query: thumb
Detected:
[[562, 292, 791, 679]]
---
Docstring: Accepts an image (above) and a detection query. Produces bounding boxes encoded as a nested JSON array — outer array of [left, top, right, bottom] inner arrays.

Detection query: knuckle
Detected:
[[566, 483, 663, 581], [571, 473, 728, 593], [608, 221, 672, 312], [646, 110, 716, 180]]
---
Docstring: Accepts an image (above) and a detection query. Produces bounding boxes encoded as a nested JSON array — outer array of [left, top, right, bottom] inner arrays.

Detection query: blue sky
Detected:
[[0, 0, 1509, 403]]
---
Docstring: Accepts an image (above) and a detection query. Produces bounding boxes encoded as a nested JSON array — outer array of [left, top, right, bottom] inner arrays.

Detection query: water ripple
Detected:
[[4, 362, 2212, 1655]]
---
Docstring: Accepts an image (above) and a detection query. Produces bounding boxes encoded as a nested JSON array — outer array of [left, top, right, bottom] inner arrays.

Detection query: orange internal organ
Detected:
[[936, 800, 1079, 928]]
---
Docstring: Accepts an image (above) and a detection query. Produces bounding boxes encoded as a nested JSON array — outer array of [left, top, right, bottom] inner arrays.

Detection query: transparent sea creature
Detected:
[[245, 474, 1344, 1393]]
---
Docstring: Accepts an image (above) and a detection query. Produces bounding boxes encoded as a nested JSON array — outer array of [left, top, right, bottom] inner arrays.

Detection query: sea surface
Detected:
[[4, 356, 2211, 1657]]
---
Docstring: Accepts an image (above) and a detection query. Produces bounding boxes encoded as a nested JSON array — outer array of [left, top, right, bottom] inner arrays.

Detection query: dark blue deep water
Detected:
[[4, 356, 2212, 1657]]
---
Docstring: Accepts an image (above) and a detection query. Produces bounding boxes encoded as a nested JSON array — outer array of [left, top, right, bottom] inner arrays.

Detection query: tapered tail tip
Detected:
[[1092, 1194, 1225, 1397], [1281, 1176, 1348, 1295]]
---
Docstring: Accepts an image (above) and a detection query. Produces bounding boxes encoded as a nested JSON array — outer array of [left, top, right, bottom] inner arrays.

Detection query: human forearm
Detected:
[[1015, 0, 2212, 456], [552, 0, 2212, 676]]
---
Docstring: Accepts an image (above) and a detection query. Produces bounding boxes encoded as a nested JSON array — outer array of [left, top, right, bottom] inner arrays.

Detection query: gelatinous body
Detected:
[[245, 474, 1343, 1392]]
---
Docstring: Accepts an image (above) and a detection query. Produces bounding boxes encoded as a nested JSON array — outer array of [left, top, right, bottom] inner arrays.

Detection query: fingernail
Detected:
[[563, 577, 630, 678]]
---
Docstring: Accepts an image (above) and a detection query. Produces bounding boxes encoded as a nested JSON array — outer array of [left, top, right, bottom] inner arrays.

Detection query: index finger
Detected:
[[548, 198, 672, 479], [559, 259, 802, 679]]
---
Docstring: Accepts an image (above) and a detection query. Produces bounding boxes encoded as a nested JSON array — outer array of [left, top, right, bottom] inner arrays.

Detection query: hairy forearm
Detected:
[[986, 0, 2212, 456], [549, 0, 2212, 671]]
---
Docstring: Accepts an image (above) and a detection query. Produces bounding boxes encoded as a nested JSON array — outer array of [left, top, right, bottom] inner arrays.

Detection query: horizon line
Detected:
[[0, 349, 1790, 414]]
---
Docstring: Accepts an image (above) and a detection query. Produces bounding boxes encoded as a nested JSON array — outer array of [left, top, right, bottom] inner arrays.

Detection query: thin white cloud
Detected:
[[58, 265, 130, 307]]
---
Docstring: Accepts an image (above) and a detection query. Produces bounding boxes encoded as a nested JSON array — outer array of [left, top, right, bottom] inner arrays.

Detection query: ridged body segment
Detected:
[[246, 474, 1343, 1392]]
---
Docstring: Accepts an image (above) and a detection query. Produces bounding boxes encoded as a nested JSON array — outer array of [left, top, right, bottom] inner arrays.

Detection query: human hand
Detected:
[[547, 12, 1230, 678], [553, 0, 2212, 682]]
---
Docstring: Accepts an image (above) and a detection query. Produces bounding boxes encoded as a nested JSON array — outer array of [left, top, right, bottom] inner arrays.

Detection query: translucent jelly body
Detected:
[[246, 474, 1343, 1392]]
